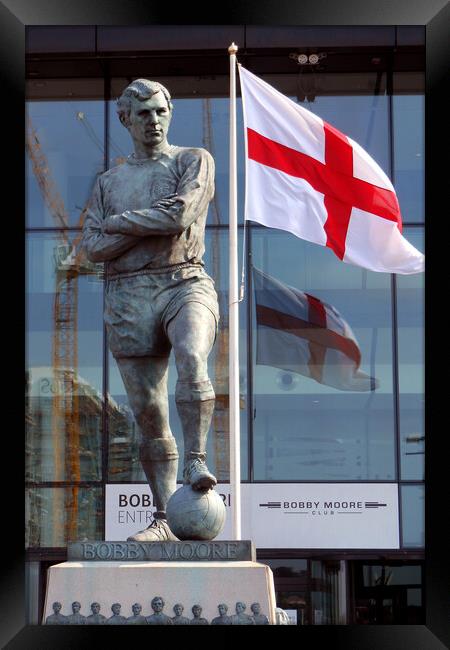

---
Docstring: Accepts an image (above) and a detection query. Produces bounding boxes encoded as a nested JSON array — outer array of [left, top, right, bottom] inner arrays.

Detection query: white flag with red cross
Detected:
[[254, 267, 379, 392], [239, 65, 424, 274]]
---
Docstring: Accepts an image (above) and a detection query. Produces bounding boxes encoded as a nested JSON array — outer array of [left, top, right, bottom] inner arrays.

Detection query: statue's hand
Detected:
[[152, 194, 180, 210]]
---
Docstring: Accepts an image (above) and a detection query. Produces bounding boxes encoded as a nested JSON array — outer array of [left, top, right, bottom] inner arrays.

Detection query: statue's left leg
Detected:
[[167, 302, 217, 490]]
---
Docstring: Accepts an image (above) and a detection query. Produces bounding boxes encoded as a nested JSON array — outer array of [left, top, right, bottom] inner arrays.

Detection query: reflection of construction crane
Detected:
[[26, 118, 99, 544], [76, 110, 127, 166]]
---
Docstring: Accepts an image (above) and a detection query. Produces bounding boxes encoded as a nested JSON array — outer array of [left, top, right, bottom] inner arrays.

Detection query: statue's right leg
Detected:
[[115, 355, 179, 541]]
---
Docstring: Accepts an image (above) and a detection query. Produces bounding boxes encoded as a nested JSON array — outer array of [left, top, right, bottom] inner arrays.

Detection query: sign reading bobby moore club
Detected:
[[106, 483, 400, 549]]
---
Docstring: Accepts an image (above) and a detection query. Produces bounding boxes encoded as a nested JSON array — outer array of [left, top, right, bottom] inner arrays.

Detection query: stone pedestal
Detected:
[[43, 541, 277, 625]]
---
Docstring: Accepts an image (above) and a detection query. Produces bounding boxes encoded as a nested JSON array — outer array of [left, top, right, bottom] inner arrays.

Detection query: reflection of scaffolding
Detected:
[[203, 98, 230, 481], [26, 370, 134, 545], [26, 119, 99, 544]]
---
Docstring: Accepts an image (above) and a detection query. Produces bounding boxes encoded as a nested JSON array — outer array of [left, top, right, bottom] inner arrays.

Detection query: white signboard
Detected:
[[243, 483, 399, 549], [105, 484, 233, 542], [106, 483, 399, 549]]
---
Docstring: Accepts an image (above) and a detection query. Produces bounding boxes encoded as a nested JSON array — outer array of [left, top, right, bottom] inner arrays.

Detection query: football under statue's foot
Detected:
[[183, 457, 217, 491], [127, 518, 179, 542]]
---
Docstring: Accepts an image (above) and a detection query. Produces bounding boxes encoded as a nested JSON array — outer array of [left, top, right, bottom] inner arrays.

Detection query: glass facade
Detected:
[[26, 231, 104, 483], [397, 228, 425, 481], [251, 229, 396, 481], [25, 487, 103, 547], [352, 560, 424, 624], [25, 26, 425, 625], [26, 91, 105, 228]]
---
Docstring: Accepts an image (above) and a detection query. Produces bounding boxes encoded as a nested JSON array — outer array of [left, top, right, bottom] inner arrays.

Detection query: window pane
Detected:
[[26, 232, 104, 481], [263, 558, 308, 577], [25, 487, 102, 547], [393, 73, 425, 224], [26, 80, 104, 228], [401, 484, 425, 548], [251, 228, 395, 481], [397, 228, 425, 480], [107, 228, 248, 481], [363, 564, 421, 586]]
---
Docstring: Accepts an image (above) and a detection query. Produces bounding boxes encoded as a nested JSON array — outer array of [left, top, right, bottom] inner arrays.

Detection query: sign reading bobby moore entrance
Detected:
[[106, 483, 400, 549]]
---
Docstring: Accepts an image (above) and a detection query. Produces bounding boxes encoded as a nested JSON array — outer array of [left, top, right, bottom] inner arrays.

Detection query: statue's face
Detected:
[[128, 92, 172, 148], [152, 598, 164, 613], [72, 602, 81, 613], [91, 603, 100, 614], [218, 604, 227, 616], [53, 602, 61, 614], [174, 604, 183, 616], [252, 603, 260, 615], [132, 604, 142, 615], [192, 605, 201, 617], [236, 602, 245, 614], [112, 604, 121, 615]]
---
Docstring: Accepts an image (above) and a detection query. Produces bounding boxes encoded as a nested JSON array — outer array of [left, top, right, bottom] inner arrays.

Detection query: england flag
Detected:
[[254, 267, 379, 391], [239, 65, 424, 275]]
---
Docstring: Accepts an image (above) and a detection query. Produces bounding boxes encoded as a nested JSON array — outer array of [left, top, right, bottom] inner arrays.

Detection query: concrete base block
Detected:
[[43, 560, 277, 625]]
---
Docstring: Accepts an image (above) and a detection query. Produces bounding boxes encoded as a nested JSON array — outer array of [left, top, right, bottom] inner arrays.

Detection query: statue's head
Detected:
[[236, 601, 246, 614], [132, 603, 142, 615], [151, 596, 164, 612], [218, 603, 228, 616], [71, 601, 81, 613], [192, 604, 202, 617], [52, 601, 62, 613], [111, 603, 121, 615], [173, 603, 184, 616], [117, 79, 173, 148], [91, 602, 100, 614], [251, 602, 261, 615]]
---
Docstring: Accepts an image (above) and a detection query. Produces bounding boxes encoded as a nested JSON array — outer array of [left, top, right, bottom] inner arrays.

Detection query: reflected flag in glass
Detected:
[[253, 267, 379, 392]]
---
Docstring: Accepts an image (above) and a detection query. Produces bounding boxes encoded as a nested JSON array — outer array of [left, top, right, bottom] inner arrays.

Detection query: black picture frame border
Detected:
[[3, 0, 449, 647]]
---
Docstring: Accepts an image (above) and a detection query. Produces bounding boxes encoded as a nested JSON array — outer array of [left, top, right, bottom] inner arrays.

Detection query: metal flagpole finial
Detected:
[[228, 42, 238, 55]]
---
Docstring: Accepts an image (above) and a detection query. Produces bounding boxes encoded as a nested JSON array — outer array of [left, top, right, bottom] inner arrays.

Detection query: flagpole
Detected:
[[228, 42, 241, 540]]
